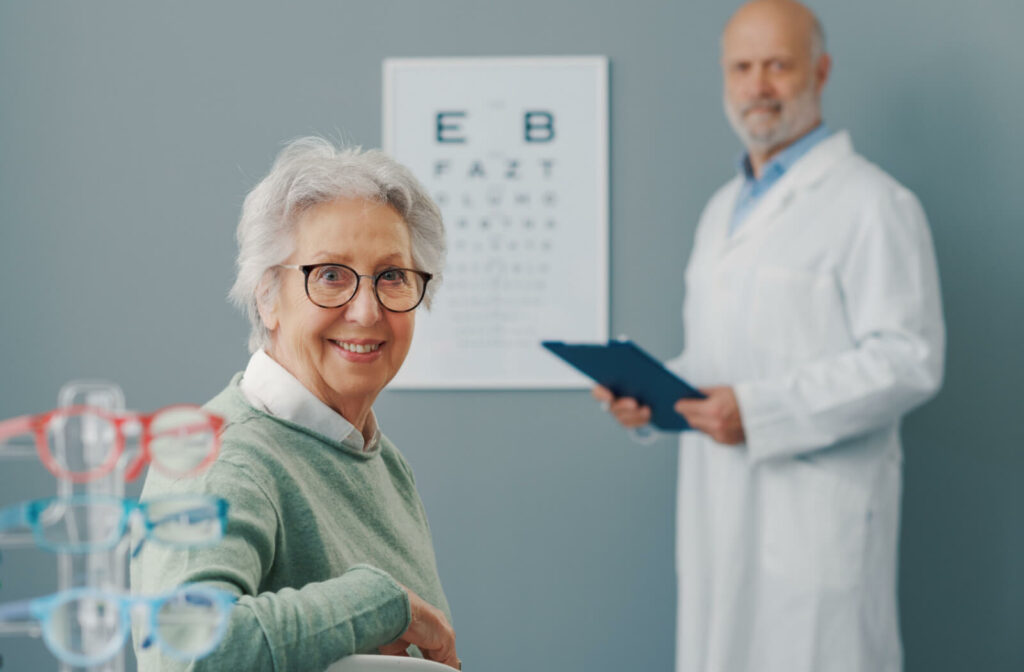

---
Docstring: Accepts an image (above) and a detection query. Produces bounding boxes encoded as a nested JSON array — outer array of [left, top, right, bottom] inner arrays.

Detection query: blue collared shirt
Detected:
[[729, 123, 832, 235]]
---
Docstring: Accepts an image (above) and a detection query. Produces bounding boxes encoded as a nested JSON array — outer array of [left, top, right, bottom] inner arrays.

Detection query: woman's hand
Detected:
[[379, 584, 461, 669]]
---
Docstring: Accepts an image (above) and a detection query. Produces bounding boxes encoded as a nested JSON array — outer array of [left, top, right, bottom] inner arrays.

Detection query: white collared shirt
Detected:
[[239, 349, 380, 452]]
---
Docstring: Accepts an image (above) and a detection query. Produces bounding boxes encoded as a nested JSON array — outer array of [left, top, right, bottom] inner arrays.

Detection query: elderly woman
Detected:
[[131, 137, 458, 670]]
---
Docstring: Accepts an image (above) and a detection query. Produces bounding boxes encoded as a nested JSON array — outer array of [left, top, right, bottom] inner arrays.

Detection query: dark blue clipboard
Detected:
[[542, 339, 705, 431]]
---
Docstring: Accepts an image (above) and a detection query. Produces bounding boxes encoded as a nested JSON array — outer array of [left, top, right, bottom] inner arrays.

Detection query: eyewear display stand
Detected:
[[0, 381, 128, 672]]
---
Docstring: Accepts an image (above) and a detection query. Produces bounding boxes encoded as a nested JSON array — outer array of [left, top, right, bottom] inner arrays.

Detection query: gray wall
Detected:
[[1, 1, 1021, 670]]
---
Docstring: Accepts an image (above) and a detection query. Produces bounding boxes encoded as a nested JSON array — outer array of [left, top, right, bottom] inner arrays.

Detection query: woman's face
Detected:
[[262, 197, 417, 415]]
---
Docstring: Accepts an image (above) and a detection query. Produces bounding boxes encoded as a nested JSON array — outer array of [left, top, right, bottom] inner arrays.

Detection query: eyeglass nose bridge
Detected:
[[309, 269, 395, 312], [347, 273, 388, 312]]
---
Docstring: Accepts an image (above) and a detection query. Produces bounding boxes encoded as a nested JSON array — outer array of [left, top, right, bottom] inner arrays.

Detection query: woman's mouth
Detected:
[[330, 339, 384, 362], [334, 341, 381, 354]]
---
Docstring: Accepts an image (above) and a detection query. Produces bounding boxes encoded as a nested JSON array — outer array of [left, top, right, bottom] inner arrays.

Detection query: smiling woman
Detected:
[[130, 138, 460, 671], [262, 197, 421, 429]]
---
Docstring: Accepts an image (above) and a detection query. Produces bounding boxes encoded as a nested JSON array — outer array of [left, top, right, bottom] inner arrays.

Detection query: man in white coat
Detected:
[[594, 1, 945, 670]]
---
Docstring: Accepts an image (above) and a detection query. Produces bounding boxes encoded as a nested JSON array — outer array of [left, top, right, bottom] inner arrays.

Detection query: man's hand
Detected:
[[380, 584, 460, 669], [674, 386, 746, 445], [592, 385, 652, 428]]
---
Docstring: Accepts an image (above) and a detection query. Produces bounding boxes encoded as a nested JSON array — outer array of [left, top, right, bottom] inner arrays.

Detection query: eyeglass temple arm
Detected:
[[130, 537, 147, 558], [150, 420, 216, 439], [0, 503, 28, 532], [132, 501, 224, 559], [150, 504, 221, 528], [0, 599, 34, 623], [0, 416, 34, 443]]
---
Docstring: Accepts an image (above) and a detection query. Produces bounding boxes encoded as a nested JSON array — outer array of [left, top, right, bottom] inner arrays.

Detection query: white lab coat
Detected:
[[668, 131, 944, 672]]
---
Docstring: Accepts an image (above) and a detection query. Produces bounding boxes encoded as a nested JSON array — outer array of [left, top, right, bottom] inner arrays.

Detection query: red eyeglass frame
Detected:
[[0, 404, 224, 483]]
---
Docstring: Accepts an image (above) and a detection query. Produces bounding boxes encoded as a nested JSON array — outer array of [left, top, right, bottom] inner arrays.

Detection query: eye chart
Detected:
[[383, 57, 608, 388]]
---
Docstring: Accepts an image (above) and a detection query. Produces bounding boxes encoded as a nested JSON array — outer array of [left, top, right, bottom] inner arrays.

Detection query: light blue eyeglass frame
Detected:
[[0, 494, 229, 557], [0, 584, 237, 667]]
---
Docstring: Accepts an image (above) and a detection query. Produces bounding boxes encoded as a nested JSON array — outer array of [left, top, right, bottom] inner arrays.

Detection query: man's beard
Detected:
[[724, 84, 821, 154]]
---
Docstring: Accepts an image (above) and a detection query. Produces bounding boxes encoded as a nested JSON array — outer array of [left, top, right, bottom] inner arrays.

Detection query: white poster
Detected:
[[383, 56, 608, 388]]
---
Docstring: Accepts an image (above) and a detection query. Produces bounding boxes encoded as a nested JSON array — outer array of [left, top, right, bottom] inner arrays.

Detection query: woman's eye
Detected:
[[315, 266, 348, 284], [379, 269, 408, 285]]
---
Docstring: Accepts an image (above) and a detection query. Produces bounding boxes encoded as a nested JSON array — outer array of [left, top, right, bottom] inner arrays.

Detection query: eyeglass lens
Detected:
[[148, 407, 218, 476], [44, 411, 118, 475], [306, 265, 426, 311], [46, 595, 123, 662], [145, 498, 223, 546], [155, 591, 226, 657], [36, 499, 125, 550]]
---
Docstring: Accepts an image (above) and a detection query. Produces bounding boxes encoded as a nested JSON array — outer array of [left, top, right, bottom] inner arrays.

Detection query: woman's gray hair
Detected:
[[228, 136, 446, 353]]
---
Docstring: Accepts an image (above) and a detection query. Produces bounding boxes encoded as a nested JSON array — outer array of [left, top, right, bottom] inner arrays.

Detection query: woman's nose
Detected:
[[343, 280, 382, 325]]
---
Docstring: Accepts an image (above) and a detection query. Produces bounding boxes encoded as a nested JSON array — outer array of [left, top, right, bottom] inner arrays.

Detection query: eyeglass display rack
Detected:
[[0, 381, 128, 672]]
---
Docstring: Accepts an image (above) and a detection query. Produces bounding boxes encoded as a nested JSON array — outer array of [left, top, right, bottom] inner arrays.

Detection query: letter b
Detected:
[[524, 111, 555, 143]]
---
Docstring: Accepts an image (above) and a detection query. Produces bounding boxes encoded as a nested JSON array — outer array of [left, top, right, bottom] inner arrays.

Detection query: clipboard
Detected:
[[541, 339, 705, 431]]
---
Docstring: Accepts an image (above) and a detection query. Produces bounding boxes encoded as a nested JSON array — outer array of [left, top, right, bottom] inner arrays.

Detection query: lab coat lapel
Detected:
[[724, 131, 856, 249]]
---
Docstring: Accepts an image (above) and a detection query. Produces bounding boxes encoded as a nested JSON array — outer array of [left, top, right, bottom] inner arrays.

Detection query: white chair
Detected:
[[326, 654, 456, 672]]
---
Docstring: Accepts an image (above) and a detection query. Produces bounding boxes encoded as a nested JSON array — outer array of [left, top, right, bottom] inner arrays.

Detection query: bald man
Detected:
[[594, 2, 945, 670]]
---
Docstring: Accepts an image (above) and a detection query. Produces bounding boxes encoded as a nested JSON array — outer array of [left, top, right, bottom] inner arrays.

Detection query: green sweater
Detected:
[[131, 375, 451, 671]]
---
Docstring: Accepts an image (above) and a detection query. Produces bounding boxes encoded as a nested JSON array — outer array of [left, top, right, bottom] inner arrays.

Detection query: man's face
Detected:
[[721, 4, 827, 154]]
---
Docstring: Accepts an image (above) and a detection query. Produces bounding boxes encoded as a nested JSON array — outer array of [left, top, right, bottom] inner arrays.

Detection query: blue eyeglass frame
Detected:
[[0, 494, 229, 557], [0, 584, 238, 667]]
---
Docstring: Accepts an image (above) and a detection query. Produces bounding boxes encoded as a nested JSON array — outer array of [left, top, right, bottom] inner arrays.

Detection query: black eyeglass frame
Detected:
[[278, 263, 433, 313]]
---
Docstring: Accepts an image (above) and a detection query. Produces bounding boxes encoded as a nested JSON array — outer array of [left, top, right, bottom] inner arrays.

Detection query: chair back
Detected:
[[325, 654, 455, 672]]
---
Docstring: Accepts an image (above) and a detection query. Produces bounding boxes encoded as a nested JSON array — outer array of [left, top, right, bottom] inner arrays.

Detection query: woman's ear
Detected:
[[256, 272, 280, 333]]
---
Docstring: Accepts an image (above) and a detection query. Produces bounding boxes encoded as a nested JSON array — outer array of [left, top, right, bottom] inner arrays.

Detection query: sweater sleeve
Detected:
[[131, 461, 412, 672]]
